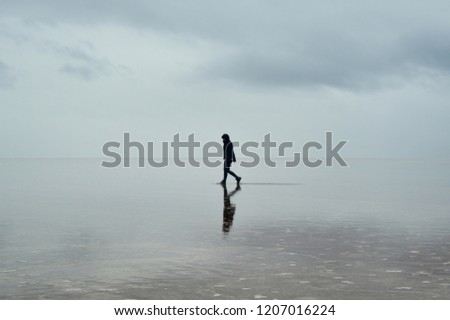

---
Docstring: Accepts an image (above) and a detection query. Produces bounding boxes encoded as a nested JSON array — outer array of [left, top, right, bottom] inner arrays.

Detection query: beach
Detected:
[[1, 158, 449, 299]]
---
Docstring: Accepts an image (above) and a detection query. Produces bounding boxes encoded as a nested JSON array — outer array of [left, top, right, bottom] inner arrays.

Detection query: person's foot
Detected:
[[236, 176, 241, 184]]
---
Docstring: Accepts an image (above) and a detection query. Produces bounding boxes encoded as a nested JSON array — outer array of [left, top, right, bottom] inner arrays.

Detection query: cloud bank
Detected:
[[2, 0, 450, 90]]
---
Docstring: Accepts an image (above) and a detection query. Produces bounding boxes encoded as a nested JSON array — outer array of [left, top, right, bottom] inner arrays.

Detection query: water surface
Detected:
[[1, 159, 449, 299]]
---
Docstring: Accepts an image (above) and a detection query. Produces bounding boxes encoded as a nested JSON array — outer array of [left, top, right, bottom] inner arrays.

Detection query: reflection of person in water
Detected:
[[222, 184, 241, 234]]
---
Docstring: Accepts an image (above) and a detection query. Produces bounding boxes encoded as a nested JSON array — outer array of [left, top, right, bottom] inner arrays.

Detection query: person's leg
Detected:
[[227, 163, 241, 182], [222, 161, 241, 183], [222, 161, 230, 183], [228, 170, 238, 179], [223, 167, 229, 182]]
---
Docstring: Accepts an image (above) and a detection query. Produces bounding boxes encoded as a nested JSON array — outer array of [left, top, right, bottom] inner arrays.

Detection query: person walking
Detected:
[[220, 133, 241, 185]]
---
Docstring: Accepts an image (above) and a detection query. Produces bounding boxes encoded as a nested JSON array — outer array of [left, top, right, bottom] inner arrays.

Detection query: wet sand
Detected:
[[0, 159, 449, 299]]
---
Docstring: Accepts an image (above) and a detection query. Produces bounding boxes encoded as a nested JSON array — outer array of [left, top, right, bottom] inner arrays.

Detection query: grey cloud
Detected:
[[46, 41, 99, 64], [3, 0, 450, 90], [0, 60, 14, 88], [33, 40, 120, 80], [45, 42, 116, 80], [0, 0, 154, 27], [59, 64, 100, 80], [403, 31, 450, 73], [203, 30, 450, 90]]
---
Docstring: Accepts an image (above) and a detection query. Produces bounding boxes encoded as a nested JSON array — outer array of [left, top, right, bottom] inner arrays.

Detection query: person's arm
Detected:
[[232, 151, 236, 162], [225, 142, 233, 162]]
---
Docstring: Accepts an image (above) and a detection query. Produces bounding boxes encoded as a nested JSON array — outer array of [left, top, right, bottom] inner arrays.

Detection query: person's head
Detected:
[[221, 133, 230, 143]]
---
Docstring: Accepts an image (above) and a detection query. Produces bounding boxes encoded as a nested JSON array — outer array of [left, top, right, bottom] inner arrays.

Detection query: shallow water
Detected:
[[0, 158, 449, 299]]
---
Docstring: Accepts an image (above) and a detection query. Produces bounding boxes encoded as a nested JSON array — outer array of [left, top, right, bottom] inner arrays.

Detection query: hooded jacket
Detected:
[[222, 135, 236, 164]]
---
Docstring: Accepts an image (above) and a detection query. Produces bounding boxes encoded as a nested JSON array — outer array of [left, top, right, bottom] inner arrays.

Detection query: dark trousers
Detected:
[[224, 161, 238, 181]]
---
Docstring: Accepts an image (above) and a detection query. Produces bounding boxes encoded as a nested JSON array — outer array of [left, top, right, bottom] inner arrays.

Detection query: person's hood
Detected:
[[221, 133, 230, 142]]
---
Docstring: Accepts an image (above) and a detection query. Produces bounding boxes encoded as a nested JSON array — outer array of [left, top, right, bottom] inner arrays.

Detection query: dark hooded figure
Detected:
[[220, 133, 241, 185]]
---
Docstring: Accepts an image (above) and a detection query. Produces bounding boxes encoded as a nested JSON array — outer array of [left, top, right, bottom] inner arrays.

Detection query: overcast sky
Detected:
[[1, 0, 450, 158]]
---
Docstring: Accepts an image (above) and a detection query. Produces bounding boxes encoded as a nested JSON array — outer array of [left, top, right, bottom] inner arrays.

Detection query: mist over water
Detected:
[[0, 159, 449, 299]]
